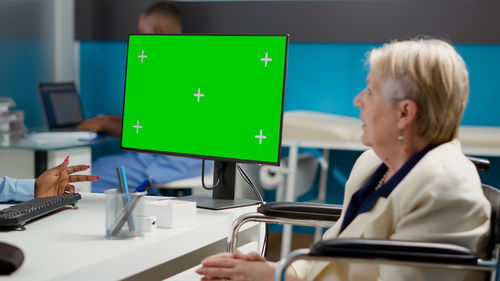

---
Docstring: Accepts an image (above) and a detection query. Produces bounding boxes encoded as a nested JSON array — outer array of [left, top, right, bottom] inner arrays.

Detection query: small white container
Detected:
[[144, 199, 196, 228], [136, 216, 157, 232]]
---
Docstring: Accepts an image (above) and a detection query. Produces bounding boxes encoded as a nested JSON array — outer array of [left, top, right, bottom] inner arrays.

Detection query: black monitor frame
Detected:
[[121, 34, 289, 210]]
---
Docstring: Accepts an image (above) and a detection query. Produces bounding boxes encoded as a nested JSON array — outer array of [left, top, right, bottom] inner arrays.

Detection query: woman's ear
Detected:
[[396, 99, 418, 130]]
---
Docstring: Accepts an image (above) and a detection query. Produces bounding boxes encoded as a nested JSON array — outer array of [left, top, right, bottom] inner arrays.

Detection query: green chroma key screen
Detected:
[[121, 34, 288, 165]]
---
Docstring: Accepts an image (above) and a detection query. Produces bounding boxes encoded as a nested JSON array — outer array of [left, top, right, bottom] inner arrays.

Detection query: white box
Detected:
[[144, 199, 196, 228], [136, 216, 157, 232]]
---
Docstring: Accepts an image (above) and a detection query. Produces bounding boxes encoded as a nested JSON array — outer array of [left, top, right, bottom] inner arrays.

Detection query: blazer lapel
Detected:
[[307, 197, 390, 280], [339, 197, 389, 238], [306, 151, 384, 280]]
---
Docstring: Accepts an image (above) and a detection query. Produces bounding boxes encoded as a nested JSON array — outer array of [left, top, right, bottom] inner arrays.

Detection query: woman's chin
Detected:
[[360, 134, 371, 147]]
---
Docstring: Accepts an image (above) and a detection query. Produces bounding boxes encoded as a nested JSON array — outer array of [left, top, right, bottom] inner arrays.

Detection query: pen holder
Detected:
[[105, 189, 146, 240]]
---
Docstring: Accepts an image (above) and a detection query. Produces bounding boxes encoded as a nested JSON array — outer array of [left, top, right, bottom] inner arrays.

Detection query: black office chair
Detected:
[[273, 182, 500, 281], [228, 156, 491, 253]]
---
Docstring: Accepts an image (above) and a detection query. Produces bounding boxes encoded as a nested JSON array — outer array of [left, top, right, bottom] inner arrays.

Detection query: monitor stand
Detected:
[[176, 195, 260, 210], [174, 161, 261, 210]]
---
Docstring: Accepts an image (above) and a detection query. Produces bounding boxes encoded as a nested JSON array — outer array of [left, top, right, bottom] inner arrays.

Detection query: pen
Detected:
[[116, 167, 125, 193], [134, 177, 152, 193], [143, 177, 153, 193], [119, 166, 130, 194], [116, 166, 136, 232]]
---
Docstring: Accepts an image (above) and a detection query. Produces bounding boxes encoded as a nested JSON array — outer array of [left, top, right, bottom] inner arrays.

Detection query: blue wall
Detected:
[[4, 41, 499, 131], [79, 41, 500, 201], [1, 42, 52, 129], [79, 41, 128, 119], [79, 41, 500, 126]]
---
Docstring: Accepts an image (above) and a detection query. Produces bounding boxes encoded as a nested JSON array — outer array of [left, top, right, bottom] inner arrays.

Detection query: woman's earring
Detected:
[[398, 135, 404, 145]]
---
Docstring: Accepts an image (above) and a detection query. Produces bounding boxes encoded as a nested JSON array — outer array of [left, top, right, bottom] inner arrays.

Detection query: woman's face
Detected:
[[354, 70, 399, 149]]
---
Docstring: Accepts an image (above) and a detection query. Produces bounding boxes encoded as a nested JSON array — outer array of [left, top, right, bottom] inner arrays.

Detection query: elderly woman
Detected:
[[196, 38, 491, 281]]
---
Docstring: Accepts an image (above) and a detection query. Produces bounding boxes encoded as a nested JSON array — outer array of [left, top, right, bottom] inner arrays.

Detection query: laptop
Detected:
[[38, 82, 84, 130]]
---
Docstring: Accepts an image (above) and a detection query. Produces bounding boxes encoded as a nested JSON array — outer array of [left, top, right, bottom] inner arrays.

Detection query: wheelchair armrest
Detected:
[[311, 238, 478, 265], [228, 202, 341, 253], [468, 156, 490, 173], [274, 239, 486, 281], [258, 201, 342, 222]]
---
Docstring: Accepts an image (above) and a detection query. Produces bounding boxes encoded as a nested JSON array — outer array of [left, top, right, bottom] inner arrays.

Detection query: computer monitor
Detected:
[[39, 82, 84, 130], [121, 34, 288, 209]]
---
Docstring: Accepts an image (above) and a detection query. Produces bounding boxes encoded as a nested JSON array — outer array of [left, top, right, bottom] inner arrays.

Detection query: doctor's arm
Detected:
[[0, 158, 98, 202]]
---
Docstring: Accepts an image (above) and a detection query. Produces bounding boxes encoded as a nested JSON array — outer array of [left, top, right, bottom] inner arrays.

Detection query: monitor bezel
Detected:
[[120, 33, 289, 166], [38, 82, 84, 129]]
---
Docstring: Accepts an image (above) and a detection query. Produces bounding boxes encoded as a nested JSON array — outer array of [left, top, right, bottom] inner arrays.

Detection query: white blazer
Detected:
[[292, 140, 491, 281]]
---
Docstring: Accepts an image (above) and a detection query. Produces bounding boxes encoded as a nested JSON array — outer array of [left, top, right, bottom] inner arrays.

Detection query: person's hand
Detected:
[[76, 115, 123, 137], [76, 116, 107, 132], [196, 251, 275, 281], [34, 156, 99, 198], [233, 249, 267, 262]]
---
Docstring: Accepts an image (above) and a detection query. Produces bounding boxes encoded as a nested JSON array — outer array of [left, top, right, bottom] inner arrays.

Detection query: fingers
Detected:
[[201, 277, 229, 281], [69, 174, 99, 183], [75, 122, 88, 130], [66, 165, 91, 174], [58, 172, 69, 195], [233, 250, 265, 262], [76, 116, 107, 132], [57, 157, 71, 195], [199, 255, 239, 279], [201, 253, 234, 265], [196, 267, 233, 280], [63, 164, 98, 183], [243, 252, 266, 262], [233, 249, 244, 259], [65, 184, 75, 194], [52, 157, 69, 174], [202, 258, 240, 271]]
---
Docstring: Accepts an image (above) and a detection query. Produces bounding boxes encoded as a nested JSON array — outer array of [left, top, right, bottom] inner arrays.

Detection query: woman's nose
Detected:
[[353, 90, 364, 108]]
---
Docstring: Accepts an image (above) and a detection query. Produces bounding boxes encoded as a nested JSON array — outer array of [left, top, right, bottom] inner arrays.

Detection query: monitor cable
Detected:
[[200, 160, 265, 204], [235, 164, 268, 257], [201, 160, 221, 190], [200, 160, 268, 256], [235, 164, 264, 203]]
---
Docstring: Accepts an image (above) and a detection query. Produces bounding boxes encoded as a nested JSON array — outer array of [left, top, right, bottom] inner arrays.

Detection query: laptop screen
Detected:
[[39, 83, 84, 129]]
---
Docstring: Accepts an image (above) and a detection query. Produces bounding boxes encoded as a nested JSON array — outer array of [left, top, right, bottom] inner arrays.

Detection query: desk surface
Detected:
[[0, 193, 258, 281], [0, 140, 92, 151], [0, 133, 109, 151]]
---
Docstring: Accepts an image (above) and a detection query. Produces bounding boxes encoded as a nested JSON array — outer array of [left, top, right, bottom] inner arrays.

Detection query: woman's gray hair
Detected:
[[368, 38, 469, 144]]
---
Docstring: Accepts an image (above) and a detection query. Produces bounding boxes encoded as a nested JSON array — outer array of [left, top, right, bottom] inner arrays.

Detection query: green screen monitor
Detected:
[[121, 34, 288, 209]]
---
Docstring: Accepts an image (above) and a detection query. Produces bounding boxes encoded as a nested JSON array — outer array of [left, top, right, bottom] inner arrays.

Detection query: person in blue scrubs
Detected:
[[0, 156, 98, 202], [77, 1, 210, 193]]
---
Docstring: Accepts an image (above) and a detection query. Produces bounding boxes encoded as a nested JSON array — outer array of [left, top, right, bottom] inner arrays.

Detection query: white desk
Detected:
[[0, 193, 262, 281]]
